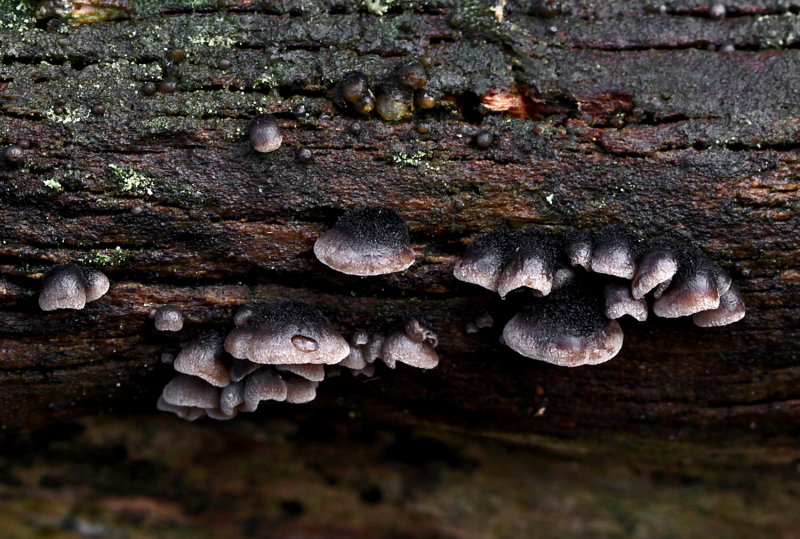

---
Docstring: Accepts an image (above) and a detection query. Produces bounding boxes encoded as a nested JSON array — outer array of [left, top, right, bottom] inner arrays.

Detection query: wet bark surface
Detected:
[[1, 0, 800, 533]]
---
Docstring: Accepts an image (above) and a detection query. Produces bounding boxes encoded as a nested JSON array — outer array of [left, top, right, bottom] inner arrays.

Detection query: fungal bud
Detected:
[[341, 71, 371, 103], [224, 300, 350, 365], [590, 226, 641, 279], [173, 331, 231, 387], [474, 130, 494, 149], [502, 282, 624, 367], [692, 282, 746, 327], [354, 95, 375, 115], [314, 206, 415, 276], [453, 230, 516, 292], [375, 83, 412, 121], [3, 145, 24, 165], [151, 305, 184, 331], [161, 375, 220, 410], [403, 318, 438, 346], [562, 230, 592, 270], [39, 263, 110, 311], [381, 330, 439, 370], [496, 228, 558, 298], [249, 114, 282, 153], [395, 61, 427, 90], [416, 90, 437, 110], [243, 369, 288, 411], [604, 281, 648, 322], [284, 377, 319, 404]]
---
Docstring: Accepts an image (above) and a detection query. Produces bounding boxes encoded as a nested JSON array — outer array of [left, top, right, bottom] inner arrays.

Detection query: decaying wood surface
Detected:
[[1, 0, 799, 446]]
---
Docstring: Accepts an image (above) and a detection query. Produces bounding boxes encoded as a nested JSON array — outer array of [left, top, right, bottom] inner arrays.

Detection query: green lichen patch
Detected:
[[80, 245, 127, 267], [108, 164, 153, 194]]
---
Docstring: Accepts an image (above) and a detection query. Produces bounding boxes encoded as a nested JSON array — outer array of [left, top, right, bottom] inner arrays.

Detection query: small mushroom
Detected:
[[274, 363, 326, 382], [652, 246, 730, 318], [314, 206, 415, 276], [632, 240, 679, 299], [249, 114, 282, 153], [225, 301, 350, 365], [604, 281, 648, 322], [502, 282, 624, 367], [562, 229, 593, 270], [151, 305, 184, 331], [161, 374, 221, 409], [497, 228, 559, 298], [453, 230, 516, 292], [381, 330, 439, 370], [375, 82, 412, 121], [220, 381, 245, 417], [590, 226, 641, 279], [693, 282, 746, 327], [173, 331, 231, 387], [243, 369, 288, 412], [39, 263, 110, 311], [284, 377, 319, 404], [157, 395, 206, 421]]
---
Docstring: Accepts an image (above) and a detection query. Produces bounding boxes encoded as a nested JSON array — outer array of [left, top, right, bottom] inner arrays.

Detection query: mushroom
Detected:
[[631, 239, 679, 300], [693, 282, 746, 327], [652, 245, 731, 318], [173, 331, 231, 387], [39, 263, 110, 311], [249, 114, 282, 153], [590, 226, 642, 279], [561, 229, 592, 270], [497, 228, 559, 298], [220, 381, 245, 417], [314, 206, 415, 276], [453, 230, 516, 292], [274, 363, 326, 382], [502, 282, 624, 367], [381, 331, 439, 369], [151, 305, 184, 332], [229, 357, 261, 383], [225, 301, 350, 365], [284, 377, 319, 404], [243, 369, 288, 412], [604, 281, 648, 322]]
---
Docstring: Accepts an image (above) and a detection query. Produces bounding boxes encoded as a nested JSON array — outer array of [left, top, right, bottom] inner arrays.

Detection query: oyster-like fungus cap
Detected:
[[157, 395, 206, 421], [652, 246, 729, 318], [632, 241, 679, 300], [225, 301, 350, 365], [339, 346, 368, 370], [173, 331, 231, 387], [152, 305, 184, 332], [502, 282, 624, 367], [693, 282, 746, 327], [604, 281, 648, 322], [162, 375, 220, 409], [229, 357, 261, 383], [274, 363, 325, 382], [381, 330, 439, 369], [249, 114, 282, 153], [220, 382, 245, 417], [39, 263, 110, 311], [403, 318, 439, 347], [497, 229, 559, 298], [314, 206, 415, 276], [562, 230, 593, 270], [285, 377, 319, 404], [453, 230, 516, 292], [243, 369, 288, 412], [363, 333, 385, 364], [590, 226, 641, 280]]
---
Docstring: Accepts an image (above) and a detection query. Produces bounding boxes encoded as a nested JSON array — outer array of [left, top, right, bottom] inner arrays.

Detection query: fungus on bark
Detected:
[[604, 281, 648, 322], [692, 282, 746, 327], [151, 305, 184, 331], [314, 206, 415, 276], [38, 263, 110, 311], [173, 331, 230, 387], [453, 230, 516, 292], [249, 114, 282, 153], [497, 228, 559, 298], [590, 226, 642, 280]]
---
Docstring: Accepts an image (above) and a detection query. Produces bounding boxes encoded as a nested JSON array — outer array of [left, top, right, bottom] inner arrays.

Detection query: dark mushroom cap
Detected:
[[453, 230, 517, 292], [590, 226, 642, 279], [395, 61, 427, 90], [249, 114, 282, 153], [314, 206, 415, 276], [497, 228, 559, 298], [561, 229, 593, 270], [693, 282, 746, 327], [39, 263, 110, 311], [340, 71, 371, 103], [284, 377, 319, 404], [162, 374, 220, 408], [381, 330, 439, 369], [243, 369, 288, 412], [652, 245, 730, 318], [173, 331, 231, 387], [502, 282, 624, 367], [225, 301, 350, 365], [152, 305, 184, 332], [604, 281, 648, 322], [632, 239, 680, 299], [220, 381, 245, 417]]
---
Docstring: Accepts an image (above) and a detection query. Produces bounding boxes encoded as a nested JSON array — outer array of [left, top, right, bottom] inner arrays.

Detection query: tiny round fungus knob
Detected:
[[709, 3, 725, 19], [341, 71, 371, 103], [314, 206, 416, 276], [220, 382, 245, 417], [162, 374, 221, 409], [416, 91, 437, 109], [243, 369, 288, 412], [39, 263, 110, 311], [274, 363, 325, 382], [562, 230, 592, 270], [453, 230, 516, 292], [604, 281, 648, 322], [381, 331, 439, 369], [502, 282, 624, 367], [590, 226, 641, 279], [152, 305, 184, 331], [284, 377, 319, 404], [693, 282, 746, 327], [224, 300, 350, 365], [173, 331, 231, 387], [375, 83, 412, 121], [354, 95, 375, 115], [249, 114, 282, 153], [363, 333, 385, 364], [3, 145, 24, 165], [395, 61, 427, 90], [403, 318, 438, 346], [474, 130, 495, 149], [632, 241, 679, 299], [497, 228, 558, 298]]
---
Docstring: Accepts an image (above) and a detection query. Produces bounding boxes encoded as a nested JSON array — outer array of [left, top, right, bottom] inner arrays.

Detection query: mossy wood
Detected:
[[1, 0, 799, 445]]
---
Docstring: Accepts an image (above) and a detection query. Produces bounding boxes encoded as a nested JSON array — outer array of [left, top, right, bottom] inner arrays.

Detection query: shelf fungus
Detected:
[[455, 227, 745, 366], [314, 206, 415, 276], [39, 263, 110, 311]]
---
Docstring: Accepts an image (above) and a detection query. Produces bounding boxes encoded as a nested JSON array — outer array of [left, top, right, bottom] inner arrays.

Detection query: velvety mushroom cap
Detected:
[[363, 333, 385, 363], [173, 331, 231, 387], [502, 282, 624, 367], [243, 369, 288, 412], [39, 263, 110, 311], [381, 331, 439, 369], [157, 395, 206, 421], [453, 230, 516, 292], [339, 346, 368, 370], [604, 281, 648, 322], [652, 247, 728, 318], [153, 305, 184, 332], [403, 318, 438, 347], [590, 226, 641, 279], [314, 206, 415, 276], [274, 363, 325, 382], [220, 382, 245, 417], [224, 301, 350, 365], [632, 245, 678, 300], [249, 114, 282, 153], [562, 230, 593, 270], [229, 358, 261, 383], [162, 375, 220, 408], [693, 282, 746, 327], [497, 229, 558, 298], [284, 377, 319, 404]]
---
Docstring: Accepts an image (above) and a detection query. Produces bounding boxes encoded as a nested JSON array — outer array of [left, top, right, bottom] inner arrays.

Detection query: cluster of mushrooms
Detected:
[[333, 60, 437, 121], [454, 226, 745, 367]]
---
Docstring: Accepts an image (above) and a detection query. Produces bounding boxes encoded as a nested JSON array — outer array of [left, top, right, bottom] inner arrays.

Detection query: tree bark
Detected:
[[1, 0, 799, 444]]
